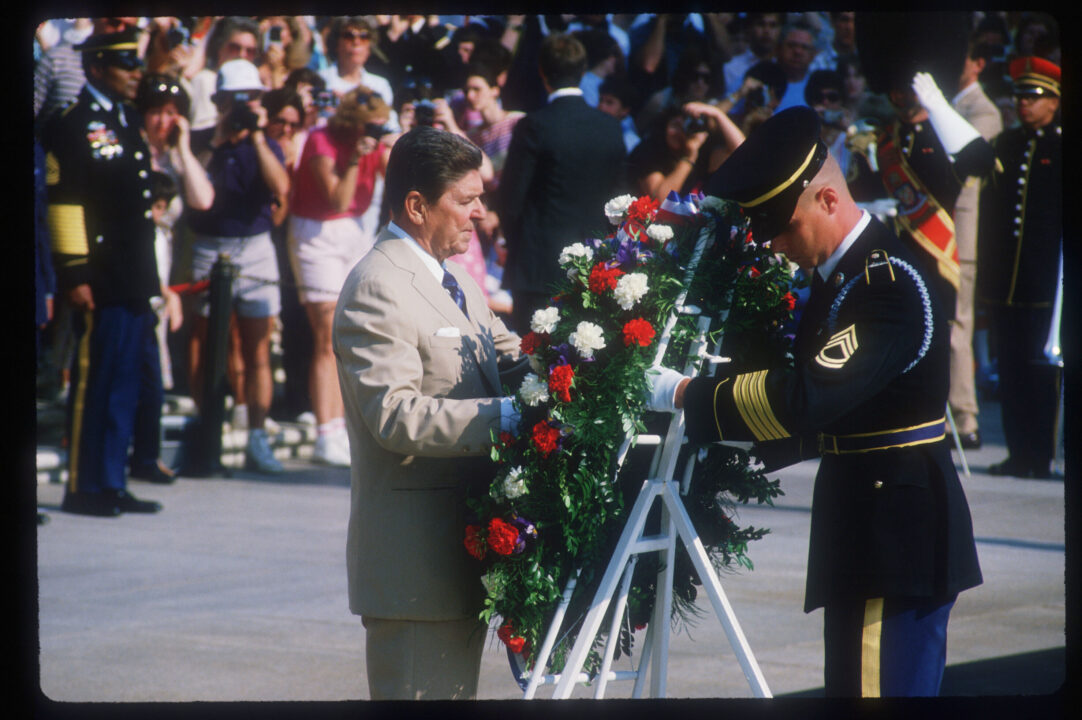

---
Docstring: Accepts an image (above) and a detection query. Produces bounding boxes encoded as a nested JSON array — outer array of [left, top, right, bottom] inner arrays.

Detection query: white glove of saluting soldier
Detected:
[[645, 366, 690, 413], [910, 71, 981, 154]]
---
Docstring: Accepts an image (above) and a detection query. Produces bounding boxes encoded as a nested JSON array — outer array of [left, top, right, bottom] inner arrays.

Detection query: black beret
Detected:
[[704, 106, 827, 241]]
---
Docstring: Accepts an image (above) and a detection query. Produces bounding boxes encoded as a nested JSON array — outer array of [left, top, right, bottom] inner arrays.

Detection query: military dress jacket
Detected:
[[333, 229, 523, 622], [683, 217, 982, 611], [42, 85, 159, 306], [977, 119, 1062, 308]]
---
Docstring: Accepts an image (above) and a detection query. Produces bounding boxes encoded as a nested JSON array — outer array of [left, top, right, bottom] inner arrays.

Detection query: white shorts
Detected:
[[288, 215, 377, 304], [189, 231, 281, 318]]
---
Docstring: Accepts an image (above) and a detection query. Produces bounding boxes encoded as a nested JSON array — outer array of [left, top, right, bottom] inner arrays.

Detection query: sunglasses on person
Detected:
[[340, 30, 372, 42], [226, 41, 258, 59], [814, 90, 841, 104], [106, 53, 144, 71], [692, 70, 712, 82], [270, 116, 302, 130]]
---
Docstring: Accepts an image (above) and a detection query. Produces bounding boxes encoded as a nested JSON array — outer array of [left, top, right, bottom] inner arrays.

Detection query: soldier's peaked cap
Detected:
[[704, 106, 827, 241], [1010, 56, 1061, 97], [76, 27, 142, 69]]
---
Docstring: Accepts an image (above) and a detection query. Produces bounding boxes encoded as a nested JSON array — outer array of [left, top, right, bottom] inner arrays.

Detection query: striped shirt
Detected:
[[34, 42, 86, 125]]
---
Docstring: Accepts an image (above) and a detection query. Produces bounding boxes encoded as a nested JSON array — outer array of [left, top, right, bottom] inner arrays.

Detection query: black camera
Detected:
[[682, 114, 708, 134], [166, 25, 189, 49], [364, 122, 390, 140], [227, 103, 260, 133], [746, 86, 767, 108], [315, 90, 338, 110], [413, 99, 437, 127]]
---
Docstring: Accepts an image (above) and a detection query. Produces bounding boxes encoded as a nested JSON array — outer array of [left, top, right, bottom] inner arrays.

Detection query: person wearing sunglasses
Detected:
[[188, 17, 262, 154], [42, 29, 166, 516], [287, 87, 393, 467], [804, 69, 853, 179], [318, 17, 394, 115]]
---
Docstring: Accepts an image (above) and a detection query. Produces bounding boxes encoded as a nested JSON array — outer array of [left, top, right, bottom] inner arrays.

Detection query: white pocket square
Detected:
[[434, 326, 461, 338]]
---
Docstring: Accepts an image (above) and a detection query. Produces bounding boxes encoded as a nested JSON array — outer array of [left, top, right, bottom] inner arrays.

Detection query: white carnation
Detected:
[[530, 306, 560, 334], [502, 466, 528, 499], [569, 321, 606, 358], [558, 242, 594, 266], [646, 223, 674, 243], [613, 272, 650, 310], [518, 373, 550, 407], [604, 194, 635, 225]]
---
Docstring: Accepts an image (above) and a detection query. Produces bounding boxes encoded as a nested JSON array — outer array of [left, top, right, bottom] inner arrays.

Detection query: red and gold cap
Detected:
[[1010, 56, 1061, 98]]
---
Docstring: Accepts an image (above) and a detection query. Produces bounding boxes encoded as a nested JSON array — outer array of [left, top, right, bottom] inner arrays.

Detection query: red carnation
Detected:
[[487, 517, 519, 556], [622, 318, 656, 348], [498, 623, 527, 654], [531, 420, 561, 457], [782, 292, 796, 311], [521, 331, 544, 356], [548, 363, 575, 403], [589, 262, 625, 294], [464, 525, 486, 560], [748, 266, 762, 278], [627, 195, 659, 225], [498, 431, 515, 447]]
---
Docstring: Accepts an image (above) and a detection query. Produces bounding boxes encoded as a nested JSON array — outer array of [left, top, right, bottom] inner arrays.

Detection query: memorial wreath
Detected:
[[464, 191, 799, 680]]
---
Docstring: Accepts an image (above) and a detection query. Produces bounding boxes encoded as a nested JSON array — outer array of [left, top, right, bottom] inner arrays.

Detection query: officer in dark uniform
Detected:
[[43, 29, 164, 517], [647, 107, 982, 697], [977, 57, 1062, 479], [855, 12, 997, 312]]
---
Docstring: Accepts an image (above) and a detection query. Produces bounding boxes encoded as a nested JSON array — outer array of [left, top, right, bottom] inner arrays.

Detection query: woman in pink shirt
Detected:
[[288, 86, 391, 466]]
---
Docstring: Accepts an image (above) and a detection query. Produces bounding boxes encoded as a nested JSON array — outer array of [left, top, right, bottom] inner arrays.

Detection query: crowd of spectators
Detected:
[[34, 12, 1061, 473]]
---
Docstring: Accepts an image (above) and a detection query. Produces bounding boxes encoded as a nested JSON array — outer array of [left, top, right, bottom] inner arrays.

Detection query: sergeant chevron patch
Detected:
[[816, 324, 858, 369]]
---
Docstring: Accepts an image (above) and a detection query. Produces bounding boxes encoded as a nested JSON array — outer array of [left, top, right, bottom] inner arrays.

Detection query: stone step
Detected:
[[36, 410, 319, 485]]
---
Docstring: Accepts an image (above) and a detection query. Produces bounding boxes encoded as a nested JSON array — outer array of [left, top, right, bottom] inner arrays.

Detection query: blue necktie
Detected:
[[442, 269, 468, 318]]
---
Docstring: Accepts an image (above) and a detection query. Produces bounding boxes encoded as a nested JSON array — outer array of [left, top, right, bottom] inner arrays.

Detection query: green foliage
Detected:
[[465, 194, 795, 678]]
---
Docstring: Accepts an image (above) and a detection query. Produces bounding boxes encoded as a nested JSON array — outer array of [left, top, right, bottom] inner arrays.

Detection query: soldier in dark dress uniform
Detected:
[[43, 29, 164, 517], [977, 57, 1062, 479], [648, 107, 982, 696]]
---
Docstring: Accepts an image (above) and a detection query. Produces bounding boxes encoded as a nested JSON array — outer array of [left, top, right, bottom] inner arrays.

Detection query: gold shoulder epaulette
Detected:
[[864, 249, 896, 285]]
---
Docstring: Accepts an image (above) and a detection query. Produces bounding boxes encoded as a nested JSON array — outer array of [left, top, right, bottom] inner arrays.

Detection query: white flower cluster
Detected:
[[646, 223, 673, 243], [569, 321, 606, 358], [530, 306, 560, 334], [604, 194, 635, 225], [501, 466, 528, 499], [613, 272, 649, 310], [558, 242, 595, 266], [518, 373, 550, 407]]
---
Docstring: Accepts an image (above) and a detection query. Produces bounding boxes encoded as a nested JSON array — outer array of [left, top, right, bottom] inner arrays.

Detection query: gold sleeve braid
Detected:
[[732, 370, 789, 442]]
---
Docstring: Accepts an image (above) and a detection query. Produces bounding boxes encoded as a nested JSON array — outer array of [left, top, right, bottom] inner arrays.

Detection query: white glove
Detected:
[[645, 366, 687, 413], [910, 72, 980, 155]]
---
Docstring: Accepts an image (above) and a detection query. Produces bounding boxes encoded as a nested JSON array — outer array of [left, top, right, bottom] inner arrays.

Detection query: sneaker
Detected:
[[246, 428, 283, 474], [231, 403, 248, 429], [312, 432, 351, 467]]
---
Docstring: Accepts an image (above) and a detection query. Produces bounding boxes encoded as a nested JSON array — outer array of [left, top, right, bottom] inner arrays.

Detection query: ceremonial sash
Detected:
[[876, 126, 960, 291]]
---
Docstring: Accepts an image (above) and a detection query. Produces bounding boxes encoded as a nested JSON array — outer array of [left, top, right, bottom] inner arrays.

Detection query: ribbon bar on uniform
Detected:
[[818, 417, 946, 455]]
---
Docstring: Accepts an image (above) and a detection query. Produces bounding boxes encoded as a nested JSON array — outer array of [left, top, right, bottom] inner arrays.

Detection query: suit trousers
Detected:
[[823, 595, 955, 697], [362, 615, 486, 700], [948, 258, 980, 433]]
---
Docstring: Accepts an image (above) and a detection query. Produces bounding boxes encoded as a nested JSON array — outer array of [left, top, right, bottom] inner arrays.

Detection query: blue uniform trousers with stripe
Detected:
[[66, 304, 158, 495], [823, 594, 956, 697]]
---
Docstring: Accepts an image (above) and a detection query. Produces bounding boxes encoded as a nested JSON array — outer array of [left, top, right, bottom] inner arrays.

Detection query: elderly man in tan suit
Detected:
[[950, 40, 1003, 448], [333, 127, 523, 700]]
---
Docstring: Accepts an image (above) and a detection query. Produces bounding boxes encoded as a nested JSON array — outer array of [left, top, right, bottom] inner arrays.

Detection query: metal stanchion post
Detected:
[[183, 253, 236, 477]]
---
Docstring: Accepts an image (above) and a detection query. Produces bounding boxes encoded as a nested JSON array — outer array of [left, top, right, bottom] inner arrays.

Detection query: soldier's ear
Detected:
[[818, 185, 841, 215]]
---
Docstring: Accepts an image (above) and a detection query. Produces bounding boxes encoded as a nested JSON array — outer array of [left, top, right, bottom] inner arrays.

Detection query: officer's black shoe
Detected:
[[987, 458, 1032, 478], [129, 460, 177, 484], [1030, 465, 1064, 481], [106, 489, 162, 514], [61, 491, 122, 517], [959, 431, 982, 450]]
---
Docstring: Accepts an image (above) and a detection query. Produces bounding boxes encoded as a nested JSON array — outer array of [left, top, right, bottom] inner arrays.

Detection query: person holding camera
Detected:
[[185, 58, 291, 474], [286, 87, 393, 466], [627, 100, 744, 200]]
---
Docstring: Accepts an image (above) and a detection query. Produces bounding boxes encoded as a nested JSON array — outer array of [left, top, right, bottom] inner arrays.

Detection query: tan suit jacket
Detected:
[[333, 228, 521, 621], [952, 83, 1003, 262]]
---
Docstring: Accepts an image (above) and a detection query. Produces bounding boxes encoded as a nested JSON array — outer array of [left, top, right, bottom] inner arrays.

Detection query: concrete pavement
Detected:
[[31, 398, 1068, 712]]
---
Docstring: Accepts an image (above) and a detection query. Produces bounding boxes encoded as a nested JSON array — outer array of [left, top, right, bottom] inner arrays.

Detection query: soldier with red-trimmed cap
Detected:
[[647, 106, 983, 697], [977, 56, 1062, 479]]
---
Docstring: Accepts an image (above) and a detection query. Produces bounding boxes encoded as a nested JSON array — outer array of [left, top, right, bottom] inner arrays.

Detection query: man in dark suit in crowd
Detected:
[[648, 107, 982, 697], [498, 32, 627, 333]]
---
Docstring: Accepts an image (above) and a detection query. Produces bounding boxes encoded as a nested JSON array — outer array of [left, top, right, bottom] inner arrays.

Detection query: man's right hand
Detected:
[[68, 283, 94, 311]]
